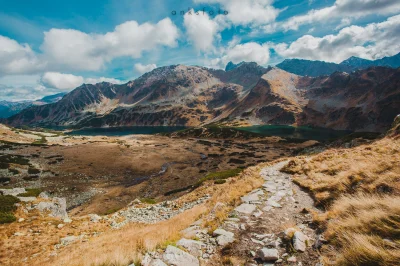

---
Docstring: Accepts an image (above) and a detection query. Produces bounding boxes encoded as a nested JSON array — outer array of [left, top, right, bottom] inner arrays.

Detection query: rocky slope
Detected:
[[277, 52, 400, 77], [6, 64, 400, 132]]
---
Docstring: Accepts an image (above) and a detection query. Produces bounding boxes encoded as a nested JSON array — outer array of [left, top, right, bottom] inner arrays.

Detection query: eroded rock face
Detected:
[[162, 245, 199, 266], [36, 197, 68, 219]]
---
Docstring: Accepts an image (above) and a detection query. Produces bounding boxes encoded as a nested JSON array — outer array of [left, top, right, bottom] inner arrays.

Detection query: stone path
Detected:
[[140, 161, 324, 266]]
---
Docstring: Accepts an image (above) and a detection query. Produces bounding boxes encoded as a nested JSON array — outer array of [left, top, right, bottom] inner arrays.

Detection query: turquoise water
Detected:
[[66, 126, 188, 136], [237, 125, 351, 141]]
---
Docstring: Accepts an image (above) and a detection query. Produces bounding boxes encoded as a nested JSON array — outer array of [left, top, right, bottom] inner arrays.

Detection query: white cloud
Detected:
[[40, 72, 84, 91], [134, 63, 157, 74], [208, 42, 270, 68], [0, 36, 44, 75], [42, 18, 179, 71], [196, 0, 280, 26], [0, 18, 179, 76], [40, 72, 123, 91], [184, 9, 219, 52], [280, 0, 400, 32], [273, 14, 400, 63]]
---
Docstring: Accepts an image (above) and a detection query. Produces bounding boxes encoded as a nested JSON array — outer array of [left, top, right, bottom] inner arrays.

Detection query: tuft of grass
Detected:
[[214, 179, 226, 184], [18, 188, 42, 197], [195, 168, 243, 187], [140, 198, 156, 204]]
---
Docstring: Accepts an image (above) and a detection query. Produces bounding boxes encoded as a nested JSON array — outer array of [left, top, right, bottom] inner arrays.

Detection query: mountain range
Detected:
[[6, 62, 400, 133], [0, 93, 66, 118], [276, 52, 400, 77]]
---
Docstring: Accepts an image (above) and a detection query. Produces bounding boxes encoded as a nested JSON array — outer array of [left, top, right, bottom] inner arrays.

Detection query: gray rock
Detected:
[[216, 234, 235, 246], [177, 238, 204, 257], [0, 188, 25, 196], [234, 203, 257, 214], [293, 231, 308, 252], [38, 192, 50, 199], [89, 214, 102, 223], [36, 197, 68, 219], [213, 228, 234, 238], [163, 245, 199, 266], [257, 248, 279, 261], [18, 197, 36, 202], [142, 254, 167, 266], [60, 236, 77, 246], [287, 256, 297, 262]]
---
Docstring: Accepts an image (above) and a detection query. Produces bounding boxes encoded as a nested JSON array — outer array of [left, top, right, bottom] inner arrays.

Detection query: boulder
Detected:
[[234, 203, 257, 214], [177, 238, 205, 257], [162, 245, 199, 266], [256, 248, 279, 261], [293, 231, 308, 252], [36, 197, 68, 219], [142, 254, 167, 266]]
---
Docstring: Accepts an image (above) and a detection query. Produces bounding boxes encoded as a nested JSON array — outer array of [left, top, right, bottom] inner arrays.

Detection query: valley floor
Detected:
[[0, 122, 399, 266]]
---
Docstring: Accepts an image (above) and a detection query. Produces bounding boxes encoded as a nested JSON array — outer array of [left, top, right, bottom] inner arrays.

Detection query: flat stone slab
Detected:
[[177, 238, 205, 257], [163, 245, 199, 266], [234, 203, 257, 214]]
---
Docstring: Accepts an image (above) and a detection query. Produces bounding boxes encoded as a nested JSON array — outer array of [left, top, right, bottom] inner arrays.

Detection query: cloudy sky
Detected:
[[1, 0, 400, 101]]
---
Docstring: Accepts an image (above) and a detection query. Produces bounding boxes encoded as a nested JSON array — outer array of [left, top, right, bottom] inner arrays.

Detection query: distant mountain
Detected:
[[277, 52, 400, 76], [225, 61, 244, 71], [6, 63, 400, 132], [0, 93, 66, 118]]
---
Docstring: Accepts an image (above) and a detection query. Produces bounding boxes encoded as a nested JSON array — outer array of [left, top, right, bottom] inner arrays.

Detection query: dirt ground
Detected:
[[0, 125, 316, 216]]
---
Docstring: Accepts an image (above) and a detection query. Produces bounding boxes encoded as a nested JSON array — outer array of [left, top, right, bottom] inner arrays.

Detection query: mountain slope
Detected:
[[6, 65, 400, 132], [277, 52, 400, 77], [0, 93, 66, 118], [227, 67, 400, 132]]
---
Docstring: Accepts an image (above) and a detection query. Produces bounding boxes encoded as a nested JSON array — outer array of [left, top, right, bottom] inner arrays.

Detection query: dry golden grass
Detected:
[[282, 136, 400, 266], [282, 137, 400, 206], [31, 164, 264, 266], [321, 194, 400, 266]]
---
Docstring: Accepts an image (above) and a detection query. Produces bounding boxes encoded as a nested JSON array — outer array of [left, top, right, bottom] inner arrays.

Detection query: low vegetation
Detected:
[[195, 168, 243, 187], [17, 188, 42, 197], [281, 135, 400, 266], [0, 195, 20, 224]]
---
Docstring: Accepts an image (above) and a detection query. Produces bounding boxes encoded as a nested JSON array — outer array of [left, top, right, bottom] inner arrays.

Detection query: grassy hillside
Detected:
[[282, 131, 400, 265]]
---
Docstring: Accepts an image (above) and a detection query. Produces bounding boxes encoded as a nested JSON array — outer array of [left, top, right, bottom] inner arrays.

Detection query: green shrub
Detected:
[[0, 212, 16, 224], [0, 195, 20, 212], [18, 188, 41, 197], [195, 168, 243, 187]]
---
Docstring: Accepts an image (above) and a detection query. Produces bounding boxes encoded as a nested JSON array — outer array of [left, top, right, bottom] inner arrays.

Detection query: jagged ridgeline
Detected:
[[6, 63, 400, 133]]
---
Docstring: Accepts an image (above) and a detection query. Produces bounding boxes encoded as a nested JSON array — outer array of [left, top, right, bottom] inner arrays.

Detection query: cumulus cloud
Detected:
[[184, 9, 219, 52], [0, 18, 179, 75], [208, 42, 270, 68], [40, 72, 123, 91], [273, 14, 400, 63], [195, 0, 280, 26], [280, 0, 400, 31], [42, 18, 179, 71], [0, 36, 44, 75], [134, 63, 157, 74]]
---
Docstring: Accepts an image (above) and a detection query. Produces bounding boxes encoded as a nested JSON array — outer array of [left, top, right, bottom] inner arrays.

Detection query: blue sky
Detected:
[[0, 0, 399, 101]]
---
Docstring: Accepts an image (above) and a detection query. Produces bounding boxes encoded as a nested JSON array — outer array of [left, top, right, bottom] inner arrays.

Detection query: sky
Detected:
[[0, 0, 399, 101]]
